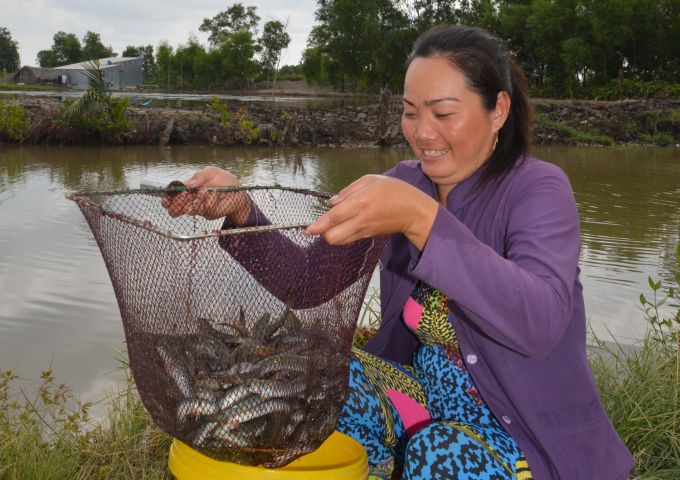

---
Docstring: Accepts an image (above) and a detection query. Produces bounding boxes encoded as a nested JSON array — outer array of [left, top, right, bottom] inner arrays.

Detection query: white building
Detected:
[[57, 57, 143, 89]]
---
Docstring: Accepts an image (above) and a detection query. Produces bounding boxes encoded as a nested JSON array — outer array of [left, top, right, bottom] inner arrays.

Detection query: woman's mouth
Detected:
[[422, 149, 449, 158]]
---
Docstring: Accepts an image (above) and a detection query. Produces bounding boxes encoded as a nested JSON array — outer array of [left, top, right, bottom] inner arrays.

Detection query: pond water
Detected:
[[0, 145, 678, 407]]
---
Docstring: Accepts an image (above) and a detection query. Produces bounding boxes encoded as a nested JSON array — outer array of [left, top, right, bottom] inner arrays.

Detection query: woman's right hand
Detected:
[[161, 166, 251, 224]]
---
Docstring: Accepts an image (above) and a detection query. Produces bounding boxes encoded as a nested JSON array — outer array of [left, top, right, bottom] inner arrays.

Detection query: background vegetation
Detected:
[[300, 0, 680, 98], [3, 0, 680, 97]]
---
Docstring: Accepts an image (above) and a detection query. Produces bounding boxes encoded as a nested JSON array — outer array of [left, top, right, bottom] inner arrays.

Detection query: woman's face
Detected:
[[402, 55, 506, 200]]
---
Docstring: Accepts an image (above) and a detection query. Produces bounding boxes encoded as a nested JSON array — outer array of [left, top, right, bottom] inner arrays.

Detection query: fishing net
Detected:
[[67, 185, 385, 467]]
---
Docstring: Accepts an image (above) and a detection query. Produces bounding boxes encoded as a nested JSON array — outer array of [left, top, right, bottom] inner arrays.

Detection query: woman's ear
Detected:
[[493, 90, 511, 130]]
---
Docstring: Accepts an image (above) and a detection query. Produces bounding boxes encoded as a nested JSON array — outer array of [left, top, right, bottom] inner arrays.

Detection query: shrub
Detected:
[[236, 106, 260, 144], [210, 97, 233, 128], [55, 61, 133, 142], [0, 100, 30, 142]]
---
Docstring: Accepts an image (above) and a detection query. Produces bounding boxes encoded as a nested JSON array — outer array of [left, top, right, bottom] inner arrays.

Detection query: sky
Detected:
[[1, 0, 319, 67]]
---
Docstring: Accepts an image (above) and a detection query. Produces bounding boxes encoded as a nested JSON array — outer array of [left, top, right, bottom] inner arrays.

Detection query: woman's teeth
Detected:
[[423, 149, 448, 157]]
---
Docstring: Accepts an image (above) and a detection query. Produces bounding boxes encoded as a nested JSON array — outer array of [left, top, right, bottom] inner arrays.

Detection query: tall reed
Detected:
[[590, 246, 680, 479]]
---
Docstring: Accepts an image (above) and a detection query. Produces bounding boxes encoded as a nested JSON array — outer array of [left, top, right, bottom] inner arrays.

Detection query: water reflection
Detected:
[[544, 147, 680, 281], [0, 144, 679, 407]]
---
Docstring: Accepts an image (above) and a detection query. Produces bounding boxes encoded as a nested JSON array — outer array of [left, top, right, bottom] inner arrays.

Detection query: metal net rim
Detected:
[[66, 184, 333, 242]]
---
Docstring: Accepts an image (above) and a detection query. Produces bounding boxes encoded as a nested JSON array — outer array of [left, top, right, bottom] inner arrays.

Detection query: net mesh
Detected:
[[68, 186, 385, 467]]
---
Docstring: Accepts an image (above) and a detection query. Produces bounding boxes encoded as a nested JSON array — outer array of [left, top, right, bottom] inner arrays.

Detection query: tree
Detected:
[[524, 0, 585, 94], [154, 41, 174, 89], [36, 49, 59, 68], [218, 29, 261, 87], [121, 46, 139, 57], [497, 1, 540, 84], [199, 3, 260, 45], [364, 0, 415, 91], [301, 46, 325, 85], [175, 36, 209, 89], [0, 27, 20, 73], [38, 31, 82, 67], [278, 64, 301, 77], [198, 3, 263, 87], [399, 0, 467, 29], [259, 20, 291, 87], [81, 31, 115, 60], [304, 0, 413, 91], [620, 0, 680, 81]]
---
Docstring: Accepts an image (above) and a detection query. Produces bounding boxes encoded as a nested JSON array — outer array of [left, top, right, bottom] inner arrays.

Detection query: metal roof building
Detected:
[[57, 57, 143, 89]]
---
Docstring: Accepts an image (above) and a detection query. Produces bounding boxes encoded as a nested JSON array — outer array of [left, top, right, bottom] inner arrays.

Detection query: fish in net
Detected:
[[67, 185, 385, 467]]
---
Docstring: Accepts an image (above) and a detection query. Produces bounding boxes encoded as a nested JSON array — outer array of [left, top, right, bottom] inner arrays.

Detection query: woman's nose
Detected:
[[414, 120, 437, 141]]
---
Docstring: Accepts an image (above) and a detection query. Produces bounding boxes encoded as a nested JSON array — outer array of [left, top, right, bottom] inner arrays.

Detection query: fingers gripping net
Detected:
[[68, 186, 386, 467]]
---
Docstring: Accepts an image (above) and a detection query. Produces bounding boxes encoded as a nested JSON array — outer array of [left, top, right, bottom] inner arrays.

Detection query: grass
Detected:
[[537, 115, 615, 145], [0, 362, 172, 480], [0, 82, 68, 92], [590, 333, 680, 479], [665, 108, 680, 123], [641, 132, 676, 146], [591, 251, 680, 479], [2, 262, 679, 479]]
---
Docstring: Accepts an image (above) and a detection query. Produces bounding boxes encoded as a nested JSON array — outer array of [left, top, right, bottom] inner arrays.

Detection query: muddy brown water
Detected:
[[1, 144, 679, 408]]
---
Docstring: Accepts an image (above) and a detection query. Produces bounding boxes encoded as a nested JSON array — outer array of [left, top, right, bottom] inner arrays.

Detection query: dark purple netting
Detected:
[[68, 186, 385, 467]]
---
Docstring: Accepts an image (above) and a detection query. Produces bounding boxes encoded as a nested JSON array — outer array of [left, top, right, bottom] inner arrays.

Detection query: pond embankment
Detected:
[[4, 96, 680, 147]]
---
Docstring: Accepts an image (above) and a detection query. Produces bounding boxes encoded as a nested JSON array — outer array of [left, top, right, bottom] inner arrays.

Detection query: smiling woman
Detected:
[[162, 25, 634, 480], [305, 25, 632, 480]]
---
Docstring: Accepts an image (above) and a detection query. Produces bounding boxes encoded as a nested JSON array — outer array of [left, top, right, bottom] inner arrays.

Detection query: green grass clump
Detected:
[[641, 132, 676, 146], [0, 364, 171, 479], [590, 335, 680, 479], [0, 82, 64, 92], [0, 100, 30, 142], [667, 109, 680, 123], [590, 247, 680, 479], [537, 116, 614, 145]]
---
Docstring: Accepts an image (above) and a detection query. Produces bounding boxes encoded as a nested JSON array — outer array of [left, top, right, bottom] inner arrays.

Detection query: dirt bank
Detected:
[[3, 95, 680, 148]]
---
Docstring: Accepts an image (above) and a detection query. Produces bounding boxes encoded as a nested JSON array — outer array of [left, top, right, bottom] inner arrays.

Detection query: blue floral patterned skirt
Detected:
[[336, 282, 533, 480]]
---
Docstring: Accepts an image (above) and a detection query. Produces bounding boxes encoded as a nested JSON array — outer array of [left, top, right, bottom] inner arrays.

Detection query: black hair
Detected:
[[406, 25, 532, 186]]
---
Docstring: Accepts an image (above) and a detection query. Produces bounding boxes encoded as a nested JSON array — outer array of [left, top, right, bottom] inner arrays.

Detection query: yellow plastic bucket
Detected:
[[168, 431, 368, 479]]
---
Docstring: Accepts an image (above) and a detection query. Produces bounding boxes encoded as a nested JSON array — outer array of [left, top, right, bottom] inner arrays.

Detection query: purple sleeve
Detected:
[[410, 167, 580, 358], [218, 204, 383, 309]]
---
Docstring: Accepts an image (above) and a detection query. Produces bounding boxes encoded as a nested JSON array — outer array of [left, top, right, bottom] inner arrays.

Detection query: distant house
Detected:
[[12, 66, 64, 85], [11, 57, 143, 89], [57, 57, 143, 89]]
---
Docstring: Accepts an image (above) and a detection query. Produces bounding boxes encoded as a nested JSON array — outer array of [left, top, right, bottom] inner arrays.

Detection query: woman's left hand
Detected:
[[305, 175, 439, 250]]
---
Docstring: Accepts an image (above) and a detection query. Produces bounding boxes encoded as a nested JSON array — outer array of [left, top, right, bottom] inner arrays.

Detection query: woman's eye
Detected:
[[403, 111, 417, 118], [435, 112, 453, 118]]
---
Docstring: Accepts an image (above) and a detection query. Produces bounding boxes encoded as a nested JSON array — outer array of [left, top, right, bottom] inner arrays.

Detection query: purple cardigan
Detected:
[[364, 157, 633, 479], [220, 157, 634, 479]]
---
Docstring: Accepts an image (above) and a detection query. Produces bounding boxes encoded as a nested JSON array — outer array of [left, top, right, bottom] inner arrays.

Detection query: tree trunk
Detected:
[[378, 83, 391, 138]]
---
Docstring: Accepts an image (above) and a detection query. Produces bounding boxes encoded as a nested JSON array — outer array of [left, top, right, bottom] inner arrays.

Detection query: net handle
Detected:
[[68, 184, 333, 198], [66, 185, 332, 242]]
